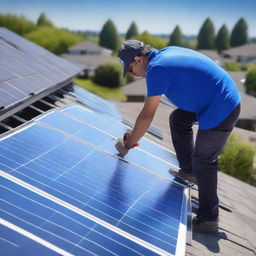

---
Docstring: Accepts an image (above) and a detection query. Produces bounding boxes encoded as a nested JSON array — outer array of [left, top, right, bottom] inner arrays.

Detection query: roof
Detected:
[[114, 100, 256, 256], [122, 78, 146, 96], [228, 72, 256, 120], [61, 53, 114, 70], [69, 40, 112, 54], [223, 43, 256, 57], [197, 50, 223, 65]]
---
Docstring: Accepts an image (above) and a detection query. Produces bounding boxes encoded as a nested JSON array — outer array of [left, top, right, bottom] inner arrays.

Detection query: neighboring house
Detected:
[[121, 78, 146, 102], [62, 41, 113, 77], [197, 50, 223, 66], [229, 71, 256, 130], [222, 43, 256, 63]]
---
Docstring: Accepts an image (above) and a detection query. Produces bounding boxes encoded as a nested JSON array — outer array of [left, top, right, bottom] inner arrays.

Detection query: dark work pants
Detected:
[[169, 104, 240, 220]]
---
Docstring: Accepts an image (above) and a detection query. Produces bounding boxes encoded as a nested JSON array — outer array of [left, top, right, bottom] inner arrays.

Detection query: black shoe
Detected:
[[169, 168, 197, 184], [193, 216, 219, 233]]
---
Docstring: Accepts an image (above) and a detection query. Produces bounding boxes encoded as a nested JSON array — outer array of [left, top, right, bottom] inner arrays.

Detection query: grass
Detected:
[[74, 78, 127, 101]]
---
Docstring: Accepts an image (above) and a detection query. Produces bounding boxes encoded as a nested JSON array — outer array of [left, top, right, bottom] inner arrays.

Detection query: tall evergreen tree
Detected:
[[37, 13, 53, 27], [197, 17, 215, 49], [215, 24, 229, 53], [99, 19, 119, 51], [230, 18, 248, 47], [168, 25, 183, 46], [126, 21, 138, 39]]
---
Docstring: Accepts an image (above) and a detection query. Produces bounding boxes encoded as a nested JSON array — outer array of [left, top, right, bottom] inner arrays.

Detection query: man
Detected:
[[116, 40, 240, 233]]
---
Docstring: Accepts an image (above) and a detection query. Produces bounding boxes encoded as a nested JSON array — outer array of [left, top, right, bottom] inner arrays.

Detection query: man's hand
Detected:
[[115, 131, 139, 157], [115, 139, 129, 157]]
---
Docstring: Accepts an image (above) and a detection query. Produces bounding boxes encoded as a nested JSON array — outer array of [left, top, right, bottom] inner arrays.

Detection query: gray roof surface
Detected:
[[68, 40, 112, 54], [61, 53, 114, 70], [223, 43, 256, 57], [197, 50, 223, 65], [122, 78, 147, 96], [114, 100, 256, 255]]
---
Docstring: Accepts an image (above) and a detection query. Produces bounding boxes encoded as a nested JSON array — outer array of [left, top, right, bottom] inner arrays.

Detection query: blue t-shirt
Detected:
[[146, 47, 241, 130]]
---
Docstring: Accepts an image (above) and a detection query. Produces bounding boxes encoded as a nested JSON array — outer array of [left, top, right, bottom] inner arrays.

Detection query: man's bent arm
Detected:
[[126, 95, 161, 148]]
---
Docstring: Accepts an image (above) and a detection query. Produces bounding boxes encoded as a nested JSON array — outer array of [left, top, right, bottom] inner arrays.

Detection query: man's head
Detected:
[[118, 40, 152, 78]]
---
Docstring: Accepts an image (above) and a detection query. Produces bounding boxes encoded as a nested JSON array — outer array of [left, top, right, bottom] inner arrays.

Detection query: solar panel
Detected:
[[1, 175, 161, 256], [60, 105, 179, 166], [122, 118, 164, 140], [0, 28, 81, 110], [0, 108, 191, 255], [68, 84, 122, 120], [37, 109, 179, 180], [68, 85, 164, 140]]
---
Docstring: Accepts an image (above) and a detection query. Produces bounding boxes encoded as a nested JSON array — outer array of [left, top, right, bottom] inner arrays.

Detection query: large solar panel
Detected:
[[65, 85, 164, 140], [0, 28, 81, 110], [0, 105, 191, 255]]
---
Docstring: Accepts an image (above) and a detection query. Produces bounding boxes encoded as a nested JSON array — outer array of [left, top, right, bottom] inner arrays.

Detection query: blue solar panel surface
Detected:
[[1, 176, 162, 256], [0, 106, 189, 255], [0, 28, 81, 109], [71, 85, 122, 120]]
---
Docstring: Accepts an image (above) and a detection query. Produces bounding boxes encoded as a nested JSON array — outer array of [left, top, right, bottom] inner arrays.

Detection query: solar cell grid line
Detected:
[[72, 85, 122, 120], [35, 110, 180, 181], [1, 175, 161, 256], [1, 172, 181, 256], [60, 105, 179, 166], [0, 124, 189, 255]]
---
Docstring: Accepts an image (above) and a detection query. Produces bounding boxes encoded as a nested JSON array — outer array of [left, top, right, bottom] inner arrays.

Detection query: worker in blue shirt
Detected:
[[116, 40, 240, 233]]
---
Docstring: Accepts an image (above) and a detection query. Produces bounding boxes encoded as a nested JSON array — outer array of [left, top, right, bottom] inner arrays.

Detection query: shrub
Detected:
[[245, 68, 256, 95], [224, 61, 241, 71], [93, 61, 123, 88], [219, 133, 256, 184], [25, 27, 83, 54]]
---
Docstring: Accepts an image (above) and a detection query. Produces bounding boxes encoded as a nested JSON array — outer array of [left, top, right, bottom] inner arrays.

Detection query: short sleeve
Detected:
[[146, 65, 170, 97]]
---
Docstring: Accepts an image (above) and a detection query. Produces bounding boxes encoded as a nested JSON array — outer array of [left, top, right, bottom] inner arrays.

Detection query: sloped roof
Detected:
[[197, 50, 223, 65], [69, 40, 112, 54], [223, 43, 256, 57], [61, 53, 114, 70], [115, 100, 256, 256], [122, 78, 146, 96]]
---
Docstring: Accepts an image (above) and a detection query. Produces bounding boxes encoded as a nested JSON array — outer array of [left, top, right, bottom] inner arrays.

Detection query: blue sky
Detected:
[[0, 0, 255, 37]]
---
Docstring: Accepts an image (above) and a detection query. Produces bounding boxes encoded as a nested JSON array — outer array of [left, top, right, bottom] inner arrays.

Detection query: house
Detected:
[[222, 43, 256, 63], [121, 78, 146, 102], [197, 49, 223, 66], [62, 41, 113, 77]]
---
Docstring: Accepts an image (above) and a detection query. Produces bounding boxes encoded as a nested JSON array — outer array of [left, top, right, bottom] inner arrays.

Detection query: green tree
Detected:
[[215, 24, 229, 53], [197, 17, 215, 49], [37, 13, 54, 27], [99, 19, 119, 51], [168, 25, 183, 46], [135, 31, 167, 49], [245, 68, 256, 95], [126, 21, 139, 39], [230, 18, 248, 47], [0, 13, 36, 36], [25, 27, 83, 54]]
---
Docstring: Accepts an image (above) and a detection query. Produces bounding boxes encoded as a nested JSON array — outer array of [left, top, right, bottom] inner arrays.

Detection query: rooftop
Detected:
[[115, 100, 256, 256]]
